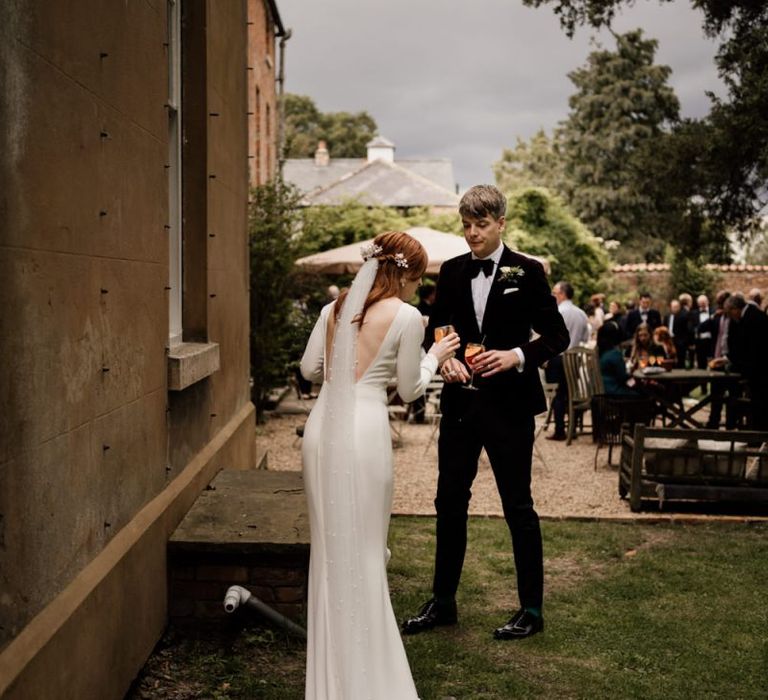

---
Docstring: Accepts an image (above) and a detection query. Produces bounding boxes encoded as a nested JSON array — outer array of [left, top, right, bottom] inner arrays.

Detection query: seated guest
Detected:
[[653, 325, 676, 362], [597, 322, 636, 395], [629, 323, 666, 370]]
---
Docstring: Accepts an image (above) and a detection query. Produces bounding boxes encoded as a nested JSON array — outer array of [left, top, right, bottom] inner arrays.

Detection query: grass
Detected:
[[129, 518, 768, 699]]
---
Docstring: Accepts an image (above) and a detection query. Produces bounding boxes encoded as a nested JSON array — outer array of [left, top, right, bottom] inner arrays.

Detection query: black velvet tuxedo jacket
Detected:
[[428, 246, 569, 418], [727, 304, 768, 389], [624, 308, 662, 337]]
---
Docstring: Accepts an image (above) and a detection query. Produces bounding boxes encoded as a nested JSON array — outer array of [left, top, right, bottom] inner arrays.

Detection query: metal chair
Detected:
[[562, 346, 604, 445]]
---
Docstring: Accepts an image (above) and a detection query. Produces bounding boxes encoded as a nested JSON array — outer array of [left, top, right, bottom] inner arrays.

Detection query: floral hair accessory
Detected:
[[393, 253, 409, 269], [360, 243, 383, 261]]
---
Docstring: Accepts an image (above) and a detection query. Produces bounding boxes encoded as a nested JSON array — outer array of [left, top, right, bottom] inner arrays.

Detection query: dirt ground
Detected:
[[260, 394, 664, 520]]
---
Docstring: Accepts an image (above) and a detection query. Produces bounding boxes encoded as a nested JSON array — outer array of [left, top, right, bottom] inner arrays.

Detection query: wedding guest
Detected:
[[624, 292, 662, 337], [693, 294, 713, 369], [720, 293, 768, 429], [628, 323, 665, 371], [678, 293, 693, 311], [663, 299, 690, 367], [410, 284, 438, 423], [747, 287, 763, 310], [597, 321, 636, 395], [545, 280, 591, 441], [417, 283, 437, 318], [653, 325, 676, 362], [678, 293, 696, 366], [701, 290, 733, 428], [590, 293, 606, 330], [604, 299, 624, 326]]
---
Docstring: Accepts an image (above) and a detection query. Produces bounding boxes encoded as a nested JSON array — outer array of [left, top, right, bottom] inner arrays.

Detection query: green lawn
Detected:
[[130, 518, 768, 699]]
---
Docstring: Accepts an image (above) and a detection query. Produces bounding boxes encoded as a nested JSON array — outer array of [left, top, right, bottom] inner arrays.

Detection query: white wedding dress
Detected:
[[300, 279, 438, 700]]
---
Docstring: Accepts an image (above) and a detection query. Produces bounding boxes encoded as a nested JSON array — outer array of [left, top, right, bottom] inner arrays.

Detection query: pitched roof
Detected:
[[283, 158, 457, 199], [301, 159, 460, 208]]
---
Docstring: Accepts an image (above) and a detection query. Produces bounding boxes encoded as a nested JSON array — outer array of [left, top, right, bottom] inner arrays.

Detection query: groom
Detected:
[[402, 185, 569, 639]]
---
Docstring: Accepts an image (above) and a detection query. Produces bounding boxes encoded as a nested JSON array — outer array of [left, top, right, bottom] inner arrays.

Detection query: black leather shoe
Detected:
[[493, 609, 543, 640], [545, 433, 567, 441], [401, 598, 457, 635]]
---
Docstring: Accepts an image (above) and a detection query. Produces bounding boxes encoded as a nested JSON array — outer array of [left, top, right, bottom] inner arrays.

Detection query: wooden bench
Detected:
[[619, 425, 768, 511]]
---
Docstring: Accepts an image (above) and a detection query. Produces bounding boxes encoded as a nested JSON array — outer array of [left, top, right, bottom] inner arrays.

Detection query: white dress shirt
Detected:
[[557, 299, 590, 349], [471, 243, 525, 371]]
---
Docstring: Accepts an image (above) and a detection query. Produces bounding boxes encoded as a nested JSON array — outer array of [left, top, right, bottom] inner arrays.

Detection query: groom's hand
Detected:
[[475, 349, 520, 377], [440, 357, 470, 383]]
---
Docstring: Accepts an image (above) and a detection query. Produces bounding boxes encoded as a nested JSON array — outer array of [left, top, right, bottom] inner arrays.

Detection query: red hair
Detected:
[[335, 231, 427, 324]]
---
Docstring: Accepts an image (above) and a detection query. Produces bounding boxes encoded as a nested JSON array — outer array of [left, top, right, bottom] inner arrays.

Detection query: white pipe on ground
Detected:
[[223, 585, 307, 639]]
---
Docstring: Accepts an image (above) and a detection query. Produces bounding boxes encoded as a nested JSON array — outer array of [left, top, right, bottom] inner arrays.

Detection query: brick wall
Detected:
[[169, 550, 309, 623], [247, 0, 280, 187]]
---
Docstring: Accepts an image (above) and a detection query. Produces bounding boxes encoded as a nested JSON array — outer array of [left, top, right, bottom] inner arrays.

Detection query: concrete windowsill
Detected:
[[167, 342, 220, 391]]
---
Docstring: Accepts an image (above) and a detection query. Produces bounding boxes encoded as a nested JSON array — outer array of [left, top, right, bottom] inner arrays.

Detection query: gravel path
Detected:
[[258, 394, 658, 520]]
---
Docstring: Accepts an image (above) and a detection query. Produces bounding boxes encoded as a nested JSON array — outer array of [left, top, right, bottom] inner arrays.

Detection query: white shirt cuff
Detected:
[[512, 347, 525, 373], [422, 352, 440, 376]]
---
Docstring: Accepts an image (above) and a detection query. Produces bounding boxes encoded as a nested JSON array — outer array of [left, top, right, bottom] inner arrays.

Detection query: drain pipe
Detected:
[[224, 585, 307, 639]]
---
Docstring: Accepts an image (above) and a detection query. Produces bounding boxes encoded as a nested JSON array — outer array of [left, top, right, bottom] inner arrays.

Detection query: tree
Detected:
[[522, 0, 768, 238], [505, 188, 611, 304], [249, 179, 306, 422], [667, 248, 720, 302], [284, 94, 378, 158], [557, 29, 680, 260], [743, 223, 768, 265], [494, 129, 564, 193]]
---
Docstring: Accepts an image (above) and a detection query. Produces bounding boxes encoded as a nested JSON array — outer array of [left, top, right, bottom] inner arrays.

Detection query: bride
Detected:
[[300, 231, 459, 700]]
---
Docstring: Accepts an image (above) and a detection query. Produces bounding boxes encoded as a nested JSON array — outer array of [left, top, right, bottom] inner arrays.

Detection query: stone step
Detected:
[[168, 469, 309, 622]]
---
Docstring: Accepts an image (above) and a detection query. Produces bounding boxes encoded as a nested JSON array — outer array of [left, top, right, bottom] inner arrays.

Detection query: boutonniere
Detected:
[[498, 265, 525, 283]]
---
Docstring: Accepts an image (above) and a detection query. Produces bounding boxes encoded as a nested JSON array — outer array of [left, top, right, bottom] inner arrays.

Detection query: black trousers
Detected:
[[544, 354, 567, 436], [433, 401, 543, 609]]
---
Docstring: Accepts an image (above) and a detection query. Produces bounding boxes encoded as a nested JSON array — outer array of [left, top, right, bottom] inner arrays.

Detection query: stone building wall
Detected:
[[0, 1, 264, 697]]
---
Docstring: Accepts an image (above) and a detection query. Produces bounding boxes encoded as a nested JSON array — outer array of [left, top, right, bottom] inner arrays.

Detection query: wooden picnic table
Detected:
[[632, 368, 743, 428]]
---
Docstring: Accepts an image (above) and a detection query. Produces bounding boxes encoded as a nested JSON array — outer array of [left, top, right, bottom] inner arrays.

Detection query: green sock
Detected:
[[525, 606, 542, 618]]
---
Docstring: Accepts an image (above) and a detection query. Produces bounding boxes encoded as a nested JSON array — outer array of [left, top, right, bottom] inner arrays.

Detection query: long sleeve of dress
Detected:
[[300, 304, 331, 384], [396, 306, 439, 403]]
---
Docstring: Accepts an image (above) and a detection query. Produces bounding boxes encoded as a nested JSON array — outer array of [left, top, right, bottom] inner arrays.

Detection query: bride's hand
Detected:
[[428, 332, 461, 365]]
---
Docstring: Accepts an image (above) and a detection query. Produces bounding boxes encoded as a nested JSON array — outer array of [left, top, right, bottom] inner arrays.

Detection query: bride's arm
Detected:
[[396, 307, 439, 403], [300, 304, 331, 383]]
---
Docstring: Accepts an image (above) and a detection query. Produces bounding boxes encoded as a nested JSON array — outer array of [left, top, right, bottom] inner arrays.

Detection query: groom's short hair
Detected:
[[459, 184, 507, 220]]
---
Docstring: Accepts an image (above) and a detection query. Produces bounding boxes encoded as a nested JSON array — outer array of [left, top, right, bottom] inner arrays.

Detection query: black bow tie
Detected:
[[469, 258, 495, 278]]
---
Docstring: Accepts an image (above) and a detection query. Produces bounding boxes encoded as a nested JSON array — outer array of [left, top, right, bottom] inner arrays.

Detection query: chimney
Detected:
[[314, 140, 329, 167], [366, 135, 395, 163]]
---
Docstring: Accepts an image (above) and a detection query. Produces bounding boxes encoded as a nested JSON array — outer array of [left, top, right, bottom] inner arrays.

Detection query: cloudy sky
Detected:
[[277, 0, 723, 189]]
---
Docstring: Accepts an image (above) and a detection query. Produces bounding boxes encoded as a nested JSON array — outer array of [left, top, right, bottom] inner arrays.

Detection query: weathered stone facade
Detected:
[[0, 1, 278, 697]]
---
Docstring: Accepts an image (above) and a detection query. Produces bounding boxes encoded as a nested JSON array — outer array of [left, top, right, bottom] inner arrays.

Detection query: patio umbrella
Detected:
[[294, 227, 551, 276], [294, 227, 469, 275]]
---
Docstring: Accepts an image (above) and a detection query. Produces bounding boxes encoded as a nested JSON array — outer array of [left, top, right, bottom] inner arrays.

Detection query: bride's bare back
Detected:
[[325, 297, 405, 382]]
